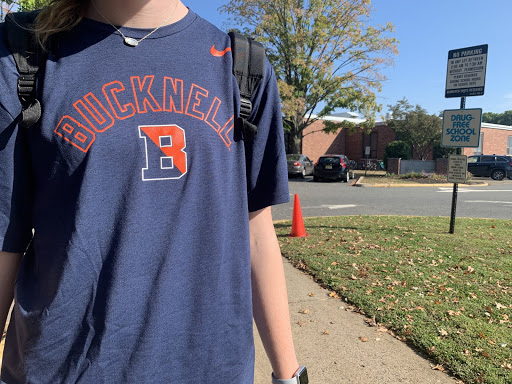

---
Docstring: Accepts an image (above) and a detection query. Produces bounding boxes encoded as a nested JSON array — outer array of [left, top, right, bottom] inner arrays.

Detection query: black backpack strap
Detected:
[[229, 31, 265, 140], [5, 11, 45, 129]]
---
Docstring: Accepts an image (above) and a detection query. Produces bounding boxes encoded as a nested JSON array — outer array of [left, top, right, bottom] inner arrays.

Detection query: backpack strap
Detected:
[[5, 11, 45, 129], [229, 31, 265, 140]]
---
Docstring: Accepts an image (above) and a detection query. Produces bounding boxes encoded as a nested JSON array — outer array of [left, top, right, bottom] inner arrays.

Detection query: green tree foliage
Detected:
[[432, 143, 455, 159], [482, 110, 512, 126], [220, 0, 398, 153], [382, 140, 410, 168], [386, 98, 442, 161], [1, 0, 51, 20]]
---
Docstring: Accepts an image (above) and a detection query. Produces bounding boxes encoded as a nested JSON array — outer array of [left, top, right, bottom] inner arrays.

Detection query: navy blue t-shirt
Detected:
[[0, 9, 289, 383]]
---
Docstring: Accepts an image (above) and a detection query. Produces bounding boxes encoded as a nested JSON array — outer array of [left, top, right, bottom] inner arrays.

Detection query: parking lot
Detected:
[[272, 174, 512, 221]]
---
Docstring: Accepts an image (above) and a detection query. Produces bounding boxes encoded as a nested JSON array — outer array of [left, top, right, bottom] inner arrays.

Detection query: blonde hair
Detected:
[[34, 0, 85, 48]]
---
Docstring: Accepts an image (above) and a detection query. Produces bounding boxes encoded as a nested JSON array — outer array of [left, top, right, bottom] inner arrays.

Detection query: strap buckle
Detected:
[[240, 97, 253, 119], [17, 73, 37, 104]]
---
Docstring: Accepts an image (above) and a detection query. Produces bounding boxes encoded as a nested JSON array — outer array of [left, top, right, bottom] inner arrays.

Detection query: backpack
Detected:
[[4, 11, 264, 140]]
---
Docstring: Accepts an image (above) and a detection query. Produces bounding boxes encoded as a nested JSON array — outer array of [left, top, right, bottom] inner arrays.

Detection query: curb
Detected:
[[354, 176, 488, 188]]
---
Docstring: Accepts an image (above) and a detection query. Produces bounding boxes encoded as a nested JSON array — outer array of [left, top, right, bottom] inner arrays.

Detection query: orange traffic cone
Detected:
[[290, 194, 307, 237]]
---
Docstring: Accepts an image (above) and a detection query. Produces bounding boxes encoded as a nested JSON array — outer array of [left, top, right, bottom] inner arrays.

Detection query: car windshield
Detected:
[[319, 157, 340, 164], [287, 155, 302, 161]]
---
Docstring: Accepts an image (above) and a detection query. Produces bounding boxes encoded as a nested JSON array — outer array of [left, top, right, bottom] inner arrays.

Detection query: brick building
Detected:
[[462, 122, 512, 157], [302, 113, 396, 164], [301, 113, 512, 163]]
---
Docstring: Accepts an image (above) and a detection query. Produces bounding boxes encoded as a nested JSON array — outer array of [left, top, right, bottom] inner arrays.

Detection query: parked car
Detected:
[[467, 155, 512, 180], [313, 154, 352, 182], [287, 154, 314, 178]]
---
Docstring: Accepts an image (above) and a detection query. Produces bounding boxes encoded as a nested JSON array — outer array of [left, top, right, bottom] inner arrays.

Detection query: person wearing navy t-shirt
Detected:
[[0, 1, 305, 382]]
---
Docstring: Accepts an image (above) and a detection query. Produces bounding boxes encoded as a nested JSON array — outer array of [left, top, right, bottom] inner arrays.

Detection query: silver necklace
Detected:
[[91, 1, 179, 47]]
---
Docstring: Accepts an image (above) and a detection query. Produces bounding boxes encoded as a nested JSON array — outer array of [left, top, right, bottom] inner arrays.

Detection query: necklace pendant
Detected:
[[124, 37, 139, 47]]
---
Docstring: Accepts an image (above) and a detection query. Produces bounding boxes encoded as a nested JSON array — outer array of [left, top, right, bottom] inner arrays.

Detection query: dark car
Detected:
[[287, 154, 314, 178], [467, 155, 512, 180], [313, 154, 352, 182]]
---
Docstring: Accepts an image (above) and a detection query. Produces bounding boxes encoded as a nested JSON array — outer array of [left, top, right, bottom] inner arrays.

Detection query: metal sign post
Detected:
[[444, 44, 487, 233], [449, 98, 464, 234]]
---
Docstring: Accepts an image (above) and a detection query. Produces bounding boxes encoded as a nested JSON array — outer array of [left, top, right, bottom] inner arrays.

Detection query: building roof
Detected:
[[312, 113, 512, 131], [481, 122, 512, 131], [309, 113, 366, 125]]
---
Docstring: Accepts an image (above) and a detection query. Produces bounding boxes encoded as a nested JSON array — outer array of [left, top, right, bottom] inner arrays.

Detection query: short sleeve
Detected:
[[0, 24, 34, 253], [245, 59, 289, 212]]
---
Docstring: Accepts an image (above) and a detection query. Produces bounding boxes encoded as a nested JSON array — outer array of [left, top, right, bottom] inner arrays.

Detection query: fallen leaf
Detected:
[[299, 309, 310, 314], [321, 330, 329, 335], [431, 364, 445, 371], [359, 336, 368, 342], [308, 292, 315, 297]]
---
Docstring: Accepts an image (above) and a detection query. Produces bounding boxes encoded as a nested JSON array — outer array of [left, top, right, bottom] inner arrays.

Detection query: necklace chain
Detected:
[[91, 1, 179, 47]]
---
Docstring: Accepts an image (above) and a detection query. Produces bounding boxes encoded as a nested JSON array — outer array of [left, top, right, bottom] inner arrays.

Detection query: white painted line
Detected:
[[437, 188, 512, 193], [327, 204, 357, 210], [465, 200, 512, 205], [301, 204, 357, 210]]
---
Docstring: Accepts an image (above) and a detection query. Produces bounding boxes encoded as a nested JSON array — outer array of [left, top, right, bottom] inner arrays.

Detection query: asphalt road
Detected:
[[272, 176, 512, 221]]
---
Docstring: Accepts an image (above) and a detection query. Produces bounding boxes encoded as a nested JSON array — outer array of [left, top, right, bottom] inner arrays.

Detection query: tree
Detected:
[[220, 0, 398, 153], [1, 0, 51, 21], [386, 98, 442, 161], [432, 143, 455, 159], [482, 110, 512, 126], [382, 140, 410, 168]]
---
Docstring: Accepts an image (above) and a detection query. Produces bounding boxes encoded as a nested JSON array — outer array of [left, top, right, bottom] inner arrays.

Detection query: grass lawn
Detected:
[[275, 216, 512, 384]]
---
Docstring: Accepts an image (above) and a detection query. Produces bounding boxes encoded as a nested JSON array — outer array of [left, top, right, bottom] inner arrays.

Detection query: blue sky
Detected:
[[187, 0, 512, 117]]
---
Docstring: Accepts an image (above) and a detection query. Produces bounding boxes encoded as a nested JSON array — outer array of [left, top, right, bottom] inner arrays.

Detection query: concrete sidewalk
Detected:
[[254, 258, 460, 384]]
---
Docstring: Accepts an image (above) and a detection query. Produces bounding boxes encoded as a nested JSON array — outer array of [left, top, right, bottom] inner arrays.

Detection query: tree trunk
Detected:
[[290, 132, 302, 154], [285, 115, 304, 154]]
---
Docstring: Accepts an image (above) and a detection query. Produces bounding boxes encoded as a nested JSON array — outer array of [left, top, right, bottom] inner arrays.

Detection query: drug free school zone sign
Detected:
[[442, 108, 482, 148]]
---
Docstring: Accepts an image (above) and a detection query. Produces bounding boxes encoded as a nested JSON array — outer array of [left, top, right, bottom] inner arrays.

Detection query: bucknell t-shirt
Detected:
[[0, 9, 288, 383]]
